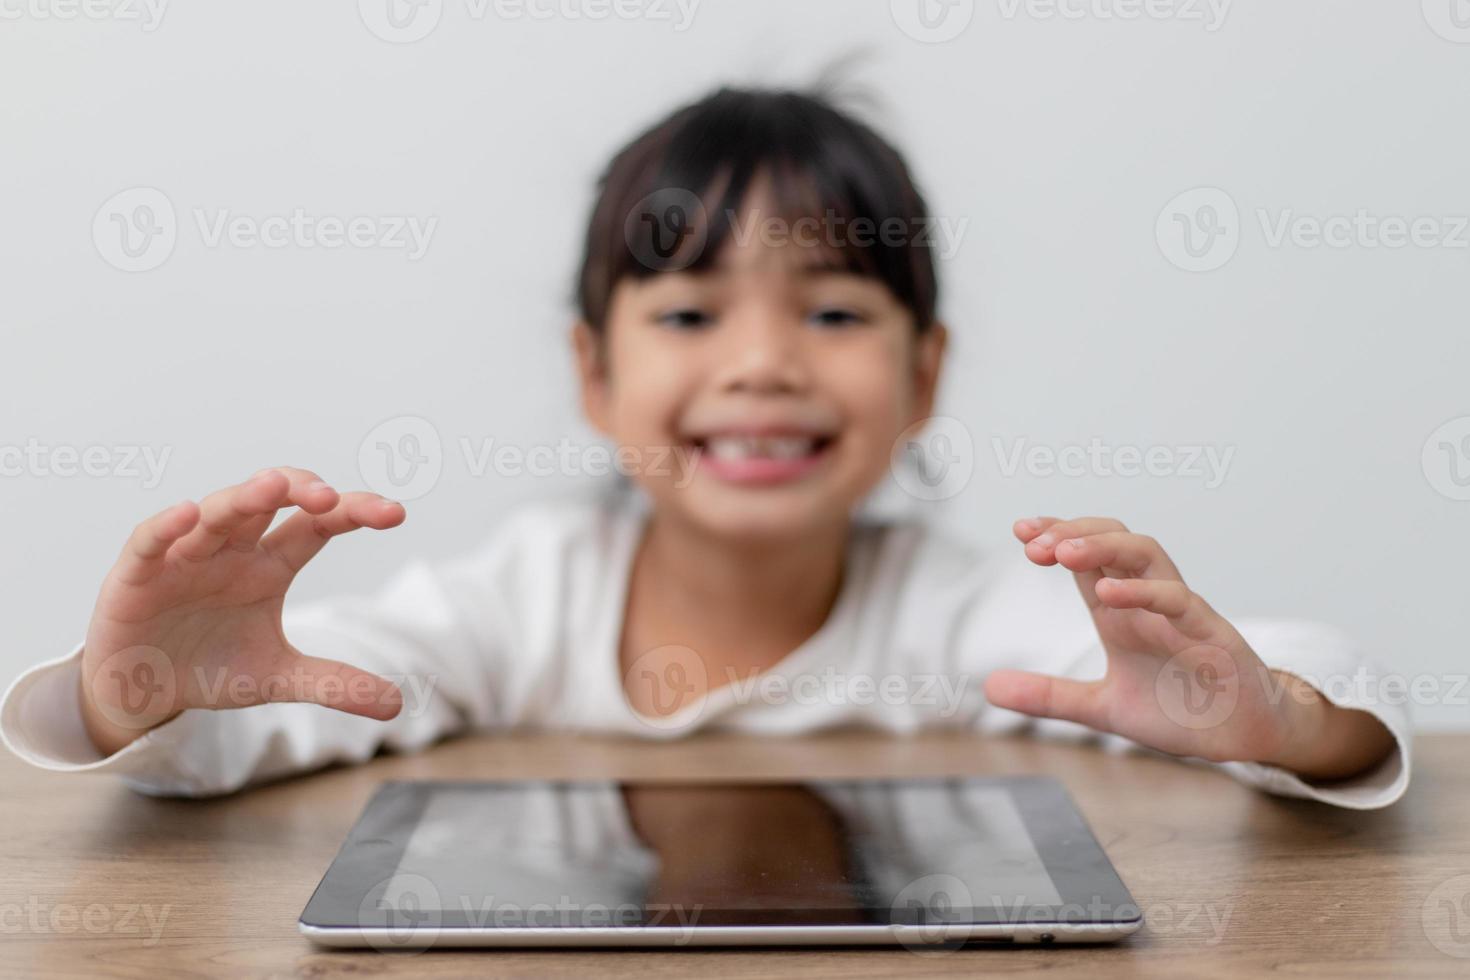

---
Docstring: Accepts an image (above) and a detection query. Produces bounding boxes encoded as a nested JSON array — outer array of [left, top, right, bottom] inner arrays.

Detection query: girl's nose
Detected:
[[715, 312, 812, 395]]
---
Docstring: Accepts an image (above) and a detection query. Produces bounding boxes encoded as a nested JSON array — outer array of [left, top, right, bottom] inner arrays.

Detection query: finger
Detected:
[[984, 669, 1104, 730], [253, 466, 342, 516], [174, 469, 340, 561], [1094, 578, 1219, 641], [1015, 516, 1130, 610], [224, 467, 342, 551], [114, 501, 201, 586], [172, 471, 291, 561], [1018, 516, 1129, 564], [1053, 531, 1181, 581], [263, 651, 403, 721], [262, 492, 406, 574], [1012, 516, 1062, 543]]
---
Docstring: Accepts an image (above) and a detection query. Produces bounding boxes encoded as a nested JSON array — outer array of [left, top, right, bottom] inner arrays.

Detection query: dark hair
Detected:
[[575, 86, 940, 333]]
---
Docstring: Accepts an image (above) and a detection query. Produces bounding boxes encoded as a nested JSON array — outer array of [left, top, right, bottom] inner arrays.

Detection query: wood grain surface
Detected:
[[2, 731, 1466, 978]]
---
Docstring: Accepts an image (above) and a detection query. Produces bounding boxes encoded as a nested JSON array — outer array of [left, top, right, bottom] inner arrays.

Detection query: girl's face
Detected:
[[574, 202, 947, 542]]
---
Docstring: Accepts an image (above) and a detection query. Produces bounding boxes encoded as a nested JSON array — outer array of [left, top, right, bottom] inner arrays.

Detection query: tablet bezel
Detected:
[[299, 776, 1142, 945]]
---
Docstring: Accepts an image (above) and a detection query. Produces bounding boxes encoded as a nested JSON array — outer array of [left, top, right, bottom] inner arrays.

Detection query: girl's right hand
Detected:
[[79, 467, 408, 756]]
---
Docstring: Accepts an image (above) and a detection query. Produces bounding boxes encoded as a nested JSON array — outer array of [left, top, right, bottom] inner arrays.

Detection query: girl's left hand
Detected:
[[984, 516, 1325, 769]]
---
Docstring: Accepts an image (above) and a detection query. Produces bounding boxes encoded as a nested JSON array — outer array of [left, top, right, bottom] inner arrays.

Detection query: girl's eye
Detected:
[[656, 308, 715, 330], [808, 308, 865, 328]]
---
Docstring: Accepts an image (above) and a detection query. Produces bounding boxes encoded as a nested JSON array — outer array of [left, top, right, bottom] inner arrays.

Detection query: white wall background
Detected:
[[2, 1, 1466, 729]]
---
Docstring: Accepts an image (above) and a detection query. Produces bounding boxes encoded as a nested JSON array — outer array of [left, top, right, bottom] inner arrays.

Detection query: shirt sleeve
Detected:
[[1211, 619, 1411, 810], [0, 555, 513, 798]]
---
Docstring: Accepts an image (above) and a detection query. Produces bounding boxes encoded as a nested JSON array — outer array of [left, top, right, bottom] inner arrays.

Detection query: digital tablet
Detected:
[[299, 777, 1142, 948]]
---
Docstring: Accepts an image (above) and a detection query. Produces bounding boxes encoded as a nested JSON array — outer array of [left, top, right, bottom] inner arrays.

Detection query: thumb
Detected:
[[984, 669, 1103, 729], [263, 651, 403, 721]]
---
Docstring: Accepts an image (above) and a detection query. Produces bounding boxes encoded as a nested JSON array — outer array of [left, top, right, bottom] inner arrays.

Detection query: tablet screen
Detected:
[[302, 777, 1137, 935], [379, 782, 1063, 923]]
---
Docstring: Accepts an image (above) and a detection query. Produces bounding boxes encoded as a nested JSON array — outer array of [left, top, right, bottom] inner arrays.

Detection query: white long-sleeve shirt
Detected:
[[0, 491, 1410, 807]]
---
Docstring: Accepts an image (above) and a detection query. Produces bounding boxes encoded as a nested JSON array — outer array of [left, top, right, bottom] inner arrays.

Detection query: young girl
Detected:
[[2, 87, 1405, 809]]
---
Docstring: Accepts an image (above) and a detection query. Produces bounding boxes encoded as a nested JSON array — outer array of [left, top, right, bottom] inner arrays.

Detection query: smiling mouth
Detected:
[[691, 433, 836, 461], [684, 432, 838, 485]]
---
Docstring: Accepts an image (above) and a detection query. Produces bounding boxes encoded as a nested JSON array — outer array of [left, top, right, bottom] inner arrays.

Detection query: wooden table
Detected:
[[2, 731, 1467, 978]]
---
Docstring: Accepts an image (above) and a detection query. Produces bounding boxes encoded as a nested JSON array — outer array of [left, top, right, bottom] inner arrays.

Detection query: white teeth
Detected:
[[703, 435, 819, 460], [767, 436, 814, 460]]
